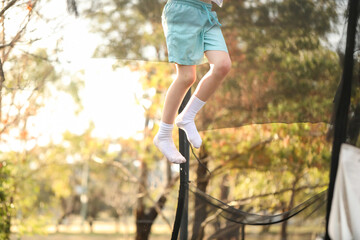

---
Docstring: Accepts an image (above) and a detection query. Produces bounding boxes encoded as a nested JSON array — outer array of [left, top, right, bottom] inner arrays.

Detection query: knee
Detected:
[[213, 59, 232, 78], [178, 71, 196, 87]]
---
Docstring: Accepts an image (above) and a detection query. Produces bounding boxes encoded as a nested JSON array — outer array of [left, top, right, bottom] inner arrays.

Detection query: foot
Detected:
[[175, 114, 202, 149], [154, 134, 186, 164]]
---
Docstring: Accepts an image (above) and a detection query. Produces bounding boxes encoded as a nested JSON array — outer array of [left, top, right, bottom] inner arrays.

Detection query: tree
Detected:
[[0, 49, 59, 238], [0, 159, 12, 240], [0, 1, 52, 236], [133, 64, 180, 240], [79, 0, 341, 239], [193, 0, 339, 238]]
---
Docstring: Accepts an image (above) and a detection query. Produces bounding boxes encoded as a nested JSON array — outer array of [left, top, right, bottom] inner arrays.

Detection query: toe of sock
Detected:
[[189, 132, 202, 148], [171, 155, 186, 164], [177, 158, 186, 164], [192, 139, 202, 149]]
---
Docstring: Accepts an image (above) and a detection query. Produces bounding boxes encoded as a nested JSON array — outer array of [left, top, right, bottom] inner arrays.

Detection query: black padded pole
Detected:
[[325, 0, 359, 239], [171, 89, 191, 240]]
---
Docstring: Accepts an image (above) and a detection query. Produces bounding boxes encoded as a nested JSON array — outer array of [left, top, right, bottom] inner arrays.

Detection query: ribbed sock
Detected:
[[153, 122, 186, 164], [175, 95, 205, 149]]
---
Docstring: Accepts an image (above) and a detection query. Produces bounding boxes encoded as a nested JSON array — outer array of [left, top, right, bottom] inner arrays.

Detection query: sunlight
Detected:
[[81, 59, 145, 139]]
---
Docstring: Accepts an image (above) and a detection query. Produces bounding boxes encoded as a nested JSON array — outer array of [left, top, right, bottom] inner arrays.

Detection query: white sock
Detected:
[[153, 122, 186, 164], [175, 95, 205, 149]]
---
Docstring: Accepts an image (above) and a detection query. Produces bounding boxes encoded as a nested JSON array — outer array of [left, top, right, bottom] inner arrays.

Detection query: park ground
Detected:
[[10, 221, 324, 240]]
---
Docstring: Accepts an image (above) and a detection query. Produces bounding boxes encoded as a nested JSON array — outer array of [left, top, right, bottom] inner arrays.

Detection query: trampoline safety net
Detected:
[[54, 0, 360, 239]]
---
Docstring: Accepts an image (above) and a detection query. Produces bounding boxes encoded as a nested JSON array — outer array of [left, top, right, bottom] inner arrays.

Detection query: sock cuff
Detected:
[[160, 121, 174, 129], [193, 95, 206, 105], [187, 95, 206, 112]]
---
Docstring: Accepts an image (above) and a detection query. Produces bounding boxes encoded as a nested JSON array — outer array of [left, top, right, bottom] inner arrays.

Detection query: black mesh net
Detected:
[[78, 0, 349, 128], [61, 0, 360, 239], [180, 121, 331, 239], [189, 184, 327, 226]]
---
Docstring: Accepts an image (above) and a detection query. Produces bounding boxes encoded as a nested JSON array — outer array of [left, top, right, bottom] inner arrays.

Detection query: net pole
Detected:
[[325, 0, 359, 239], [171, 89, 191, 240]]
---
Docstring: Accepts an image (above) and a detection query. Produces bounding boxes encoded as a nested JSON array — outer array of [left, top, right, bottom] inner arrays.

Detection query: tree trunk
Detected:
[[224, 177, 241, 240], [191, 144, 209, 240], [56, 195, 78, 232], [88, 217, 94, 233], [135, 159, 177, 240], [260, 225, 271, 234], [135, 220, 153, 240], [280, 216, 288, 240], [136, 193, 168, 240], [280, 177, 299, 240], [115, 214, 120, 234], [135, 113, 178, 240], [136, 160, 150, 240], [219, 174, 241, 240]]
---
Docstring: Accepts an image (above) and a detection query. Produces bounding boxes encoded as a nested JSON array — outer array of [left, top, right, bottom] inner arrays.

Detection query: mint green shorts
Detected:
[[161, 0, 228, 65]]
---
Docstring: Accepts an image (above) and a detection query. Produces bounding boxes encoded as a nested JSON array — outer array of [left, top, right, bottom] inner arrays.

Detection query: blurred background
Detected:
[[0, 0, 359, 239]]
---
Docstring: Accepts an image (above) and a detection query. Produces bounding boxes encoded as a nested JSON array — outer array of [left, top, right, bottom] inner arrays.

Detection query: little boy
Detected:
[[154, 0, 231, 163]]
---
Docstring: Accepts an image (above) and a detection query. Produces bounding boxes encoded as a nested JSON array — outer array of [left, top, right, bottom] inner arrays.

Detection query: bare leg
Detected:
[[154, 64, 196, 164], [162, 64, 197, 124], [176, 51, 231, 148], [194, 50, 232, 101]]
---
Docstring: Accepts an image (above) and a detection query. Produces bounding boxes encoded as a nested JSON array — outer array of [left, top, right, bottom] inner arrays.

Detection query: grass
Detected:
[[10, 233, 171, 240], [10, 220, 324, 240], [10, 232, 323, 240]]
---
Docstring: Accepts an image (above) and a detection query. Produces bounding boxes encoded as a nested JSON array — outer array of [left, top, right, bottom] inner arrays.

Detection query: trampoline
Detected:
[[63, 0, 360, 239]]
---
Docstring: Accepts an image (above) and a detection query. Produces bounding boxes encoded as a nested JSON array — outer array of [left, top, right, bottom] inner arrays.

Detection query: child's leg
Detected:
[[176, 50, 231, 148], [162, 64, 197, 124], [154, 64, 197, 164], [194, 50, 231, 101]]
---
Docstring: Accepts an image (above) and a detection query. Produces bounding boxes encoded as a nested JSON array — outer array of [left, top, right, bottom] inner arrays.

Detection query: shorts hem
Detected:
[[204, 47, 229, 53], [168, 57, 203, 66]]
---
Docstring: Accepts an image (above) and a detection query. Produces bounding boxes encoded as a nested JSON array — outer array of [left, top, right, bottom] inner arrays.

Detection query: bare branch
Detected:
[[0, 0, 18, 17], [144, 173, 180, 230], [111, 160, 139, 183], [20, 49, 57, 63], [0, 42, 12, 49], [0, 57, 5, 123], [0, 68, 48, 135], [2, 0, 39, 62]]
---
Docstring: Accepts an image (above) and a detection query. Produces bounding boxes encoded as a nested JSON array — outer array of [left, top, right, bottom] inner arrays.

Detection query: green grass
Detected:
[[10, 233, 172, 240], [10, 222, 324, 240], [10, 231, 324, 240]]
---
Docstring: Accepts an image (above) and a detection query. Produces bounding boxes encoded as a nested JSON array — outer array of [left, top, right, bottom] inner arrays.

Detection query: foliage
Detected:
[[79, 0, 343, 238], [0, 47, 61, 238], [0, 160, 12, 239], [0, 0, 344, 239]]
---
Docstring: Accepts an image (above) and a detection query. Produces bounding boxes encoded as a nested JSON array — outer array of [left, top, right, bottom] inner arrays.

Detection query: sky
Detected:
[[38, 7, 147, 140], [27, 59, 145, 146]]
